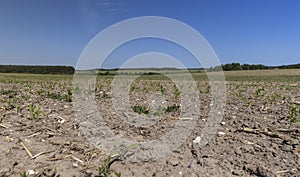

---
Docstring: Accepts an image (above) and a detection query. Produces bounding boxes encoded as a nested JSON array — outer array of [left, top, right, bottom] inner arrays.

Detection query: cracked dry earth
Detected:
[[0, 71, 300, 177]]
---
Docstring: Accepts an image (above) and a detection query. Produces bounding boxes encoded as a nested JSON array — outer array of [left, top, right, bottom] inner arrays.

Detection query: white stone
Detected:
[[28, 170, 36, 175], [193, 136, 201, 144], [218, 132, 226, 135]]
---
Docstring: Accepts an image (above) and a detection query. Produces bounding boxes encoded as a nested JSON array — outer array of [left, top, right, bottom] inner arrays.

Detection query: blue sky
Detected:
[[0, 0, 299, 68]]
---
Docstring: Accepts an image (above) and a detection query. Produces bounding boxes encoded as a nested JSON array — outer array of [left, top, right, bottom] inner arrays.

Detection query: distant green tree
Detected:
[[0, 65, 75, 74]]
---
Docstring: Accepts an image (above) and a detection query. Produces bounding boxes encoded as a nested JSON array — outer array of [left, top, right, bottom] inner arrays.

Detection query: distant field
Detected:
[[1, 68, 300, 82], [223, 69, 300, 82]]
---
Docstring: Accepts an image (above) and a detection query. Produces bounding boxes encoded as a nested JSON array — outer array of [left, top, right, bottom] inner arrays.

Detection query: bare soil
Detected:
[[0, 72, 299, 177]]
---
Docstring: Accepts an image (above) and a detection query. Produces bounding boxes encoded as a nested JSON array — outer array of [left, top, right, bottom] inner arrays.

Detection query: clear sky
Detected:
[[0, 0, 299, 68]]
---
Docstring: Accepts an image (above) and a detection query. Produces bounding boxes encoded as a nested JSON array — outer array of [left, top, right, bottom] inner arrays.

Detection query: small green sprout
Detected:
[[19, 172, 27, 177], [160, 84, 165, 95], [29, 104, 41, 119], [99, 144, 137, 177], [66, 89, 72, 102], [173, 84, 181, 100], [132, 105, 149, 114]]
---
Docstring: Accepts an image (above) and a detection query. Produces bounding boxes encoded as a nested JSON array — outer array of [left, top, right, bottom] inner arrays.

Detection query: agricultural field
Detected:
[[0, 69, 300, 177]]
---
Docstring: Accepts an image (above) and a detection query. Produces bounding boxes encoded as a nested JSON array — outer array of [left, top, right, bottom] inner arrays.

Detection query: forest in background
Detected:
[[0, 63, 299, 75], [0, 65, 75, 74]]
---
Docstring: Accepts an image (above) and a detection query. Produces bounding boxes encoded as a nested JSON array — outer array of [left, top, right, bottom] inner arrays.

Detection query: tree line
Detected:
[[210, 63, 300, 71], [0, 65, 75, 74], [0, 63, 299, 74]]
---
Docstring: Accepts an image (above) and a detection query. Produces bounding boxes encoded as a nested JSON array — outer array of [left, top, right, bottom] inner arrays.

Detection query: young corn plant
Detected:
[[29, 104, 41, 119], [149, 104, 181, 118], [165, 104, 180, 113], [132, 105, 149, 114], [289, 104, 299, 124], [15, 105, 20, 113], [129, 85, 135, 94], [37, 89, 44, 96], [201, 85, 210, 94], [6, 99, 15, 110], [66, 89, 72, 102], [173, 84, 181, 100], [47, 91, 64, 100], [19, 172, 27, 177], [101, 91, 111, 99], [99, 144, 137, 177], [160, 84, 166, 95], [268, 93, 281, 104], [255, 86, 265, 98]]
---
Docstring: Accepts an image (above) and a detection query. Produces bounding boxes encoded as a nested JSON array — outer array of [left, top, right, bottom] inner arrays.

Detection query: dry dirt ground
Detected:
[[0, 70, 300, 177]]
